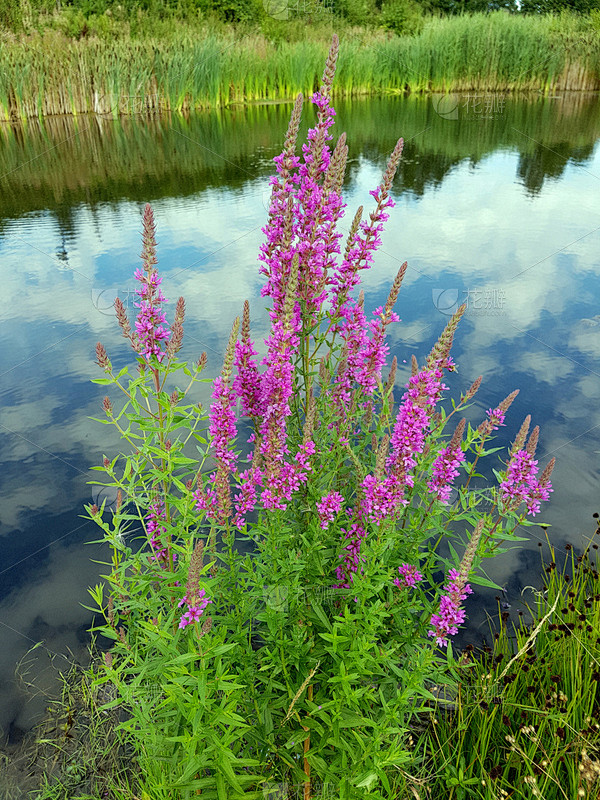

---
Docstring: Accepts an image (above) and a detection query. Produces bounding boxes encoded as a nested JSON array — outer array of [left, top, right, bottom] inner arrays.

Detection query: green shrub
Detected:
[[0, 0, 24, 31], [380, 0, 424, 35], [329, 0, 379, 26]]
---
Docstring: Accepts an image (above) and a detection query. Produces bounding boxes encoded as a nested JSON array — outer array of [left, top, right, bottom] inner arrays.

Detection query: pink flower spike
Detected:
[[428, 568, 472, 647], [178, 611, 192, 630], [427, 443, 465, 504], [132, 206, 171, 365], [317, 491, 344, 529], [486, 406, 506, 431], [499, 448, 550, 516]]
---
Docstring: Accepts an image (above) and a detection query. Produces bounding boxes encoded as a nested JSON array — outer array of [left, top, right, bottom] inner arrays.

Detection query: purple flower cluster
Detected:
[[317, 491, 344, 529], [360, 474, 406, 526], [194, 370, 240, 525], [210, 376, 238, 519], [131, 205, 171, 364], [355, 306, 400, 398], [360, 364, 448, 525], [259, 83, 343, 327], [258, 91, 302, 319], [133, 269, 170, 363], [428, 568, 473, 647], [194, 41, 410, 531], [232, 465, 261, 529], [389, 365, 447, 476], [210, 377, 238, 470], [393, 564, 423, 589], [198, 67, 357, 524], [178, 588, 211, 629], [258, 309, 300, 501], [486, 406, 506, 431], [294, 94, 346, 324], [331, 300, 368, 423], [427, 442, 465, 504], [329, 148, 402, 323], [260, 441, 316, 512], [178, 539, 212, 629], [499, 449, 553, 516], [233, 304, 261, 420]]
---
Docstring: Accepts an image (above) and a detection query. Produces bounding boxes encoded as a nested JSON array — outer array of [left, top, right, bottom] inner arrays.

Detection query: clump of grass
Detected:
[[0, 13, 598, 121], [401, 524, 600, 799], [0, 642, 141, 800]]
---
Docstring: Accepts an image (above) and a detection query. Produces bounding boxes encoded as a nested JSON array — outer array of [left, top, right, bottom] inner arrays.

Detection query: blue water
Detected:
[[1, 93, 600, 740]]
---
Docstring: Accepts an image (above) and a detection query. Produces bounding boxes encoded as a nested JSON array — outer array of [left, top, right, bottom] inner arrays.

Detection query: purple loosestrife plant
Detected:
[[86, 36, 556, 799]]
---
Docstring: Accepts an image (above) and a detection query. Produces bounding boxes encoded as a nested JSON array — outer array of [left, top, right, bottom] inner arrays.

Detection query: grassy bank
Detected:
[[5, 525, 600, 799], [0, 12, 599, 121]]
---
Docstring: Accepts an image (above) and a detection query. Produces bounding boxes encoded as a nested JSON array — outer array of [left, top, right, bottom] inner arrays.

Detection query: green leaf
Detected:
[[468, 575, 502, 589], [308, 598, 332, 631], [216, 752, 244, 793], [355, 772, 379, 789], [338, 710, 376, 728]]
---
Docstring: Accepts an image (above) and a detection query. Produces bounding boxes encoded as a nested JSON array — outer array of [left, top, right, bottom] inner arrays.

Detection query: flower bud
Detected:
[[95, 342, 111, 371], [464, 376, 482, 401]]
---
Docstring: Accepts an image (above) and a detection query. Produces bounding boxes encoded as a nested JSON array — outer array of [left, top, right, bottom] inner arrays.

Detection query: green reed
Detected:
[[0, 14, 598, 121], [400, 526, 600, 800]]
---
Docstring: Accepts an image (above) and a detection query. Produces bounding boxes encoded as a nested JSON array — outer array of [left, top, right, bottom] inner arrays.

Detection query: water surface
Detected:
[[1, 92, 600, 741]]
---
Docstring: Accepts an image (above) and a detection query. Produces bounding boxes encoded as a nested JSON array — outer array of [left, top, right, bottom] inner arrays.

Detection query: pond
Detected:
[[1, 91, 600, 743]]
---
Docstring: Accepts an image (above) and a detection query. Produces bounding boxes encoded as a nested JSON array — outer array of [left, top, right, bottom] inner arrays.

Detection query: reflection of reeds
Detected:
[[0, 91, 599, 222], [0, 15, 598, 122]]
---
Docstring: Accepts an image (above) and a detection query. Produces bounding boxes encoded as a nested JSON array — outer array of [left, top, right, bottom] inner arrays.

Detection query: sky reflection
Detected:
[[0, 93, 599, 738]]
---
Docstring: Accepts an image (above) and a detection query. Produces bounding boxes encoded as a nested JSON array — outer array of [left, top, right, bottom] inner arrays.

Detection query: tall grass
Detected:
[[398, 529, 600, 799], [0, 13, 598, 121]]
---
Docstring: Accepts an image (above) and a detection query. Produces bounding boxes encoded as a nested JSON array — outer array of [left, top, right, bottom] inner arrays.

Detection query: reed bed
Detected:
[[0, 13, 598, 121]]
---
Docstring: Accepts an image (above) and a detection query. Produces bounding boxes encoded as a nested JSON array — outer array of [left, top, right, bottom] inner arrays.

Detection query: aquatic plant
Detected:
[[0, 12, 599, 121], [87, 35, 555, 798]]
